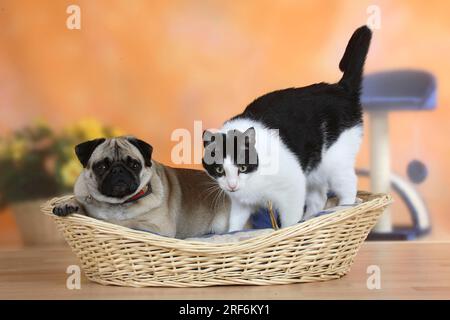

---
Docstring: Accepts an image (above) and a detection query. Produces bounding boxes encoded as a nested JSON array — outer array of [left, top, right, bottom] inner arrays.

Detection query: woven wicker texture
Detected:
[[41, 191, 391, 287]]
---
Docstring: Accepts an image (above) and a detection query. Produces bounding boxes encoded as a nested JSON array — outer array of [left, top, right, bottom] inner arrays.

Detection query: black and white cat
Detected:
[[202, 26, 372, 232]]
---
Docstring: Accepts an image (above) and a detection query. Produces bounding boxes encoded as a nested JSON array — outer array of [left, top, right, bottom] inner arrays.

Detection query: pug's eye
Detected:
[[126, 157, 141, 170], [94, 160, 109, 173], [215, 166, 224, 174], [132, 163, 139, 169], [238, 165, 247, 173], [130, 161, 141, 170]]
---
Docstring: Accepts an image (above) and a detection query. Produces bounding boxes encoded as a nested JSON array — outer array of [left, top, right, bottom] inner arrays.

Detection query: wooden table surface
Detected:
[[1, 241, 449, 300]]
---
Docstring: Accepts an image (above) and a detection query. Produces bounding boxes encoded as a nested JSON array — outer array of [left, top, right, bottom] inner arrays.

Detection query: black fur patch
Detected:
[[228, 26, 371, 173], [75, 138, 106, 168], [127, 138, 153, 167], [93, 157, 140, 198], [230, 84, 362, 172], [203, 129, 259, 178]]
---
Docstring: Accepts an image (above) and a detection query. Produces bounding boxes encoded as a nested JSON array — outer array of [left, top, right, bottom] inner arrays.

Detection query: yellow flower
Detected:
[[110, 127, 125, 137], [0, 139, 6, 158], [61, 159, 82, 187], [63, 145, 74, 158], [65, 118, 105, 140], [10, 138, 26, 162], [33, 117, 50, 130]]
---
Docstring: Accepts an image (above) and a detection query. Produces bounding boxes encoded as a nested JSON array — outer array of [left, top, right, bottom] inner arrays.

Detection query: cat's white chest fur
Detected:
[[221, 119, 307, 230], [219, 119, 362, 231]]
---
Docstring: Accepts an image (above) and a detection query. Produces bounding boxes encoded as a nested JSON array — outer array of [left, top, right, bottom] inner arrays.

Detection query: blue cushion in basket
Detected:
[[251, 191, 339, 229], [251, 203, 355, 229]]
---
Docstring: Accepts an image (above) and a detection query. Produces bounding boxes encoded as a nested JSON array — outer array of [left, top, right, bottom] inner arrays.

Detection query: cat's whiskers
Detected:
[[200, 182, 225, 212], [211, 187, 223, 212], [199, 185, 219, 201]]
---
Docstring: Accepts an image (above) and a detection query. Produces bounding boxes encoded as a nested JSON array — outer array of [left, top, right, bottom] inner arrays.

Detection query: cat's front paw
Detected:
[[52, 201, 80, 217]]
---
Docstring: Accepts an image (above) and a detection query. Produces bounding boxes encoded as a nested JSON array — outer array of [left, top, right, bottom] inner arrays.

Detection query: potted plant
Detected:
[[0, 119, 122, 246]]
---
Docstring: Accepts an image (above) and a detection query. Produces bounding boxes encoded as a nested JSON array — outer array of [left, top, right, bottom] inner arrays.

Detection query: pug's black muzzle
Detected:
[[100, 164, 139, 198]]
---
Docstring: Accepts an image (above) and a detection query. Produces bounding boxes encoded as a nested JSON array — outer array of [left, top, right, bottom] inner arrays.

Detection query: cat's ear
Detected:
[[244, 127, 256, 146], [203, 130, 216, 147], [75, 138, 106, 168]]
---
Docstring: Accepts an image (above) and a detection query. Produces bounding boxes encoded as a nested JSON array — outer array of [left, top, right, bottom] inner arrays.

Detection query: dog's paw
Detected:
[[52, 202, 80, 217]]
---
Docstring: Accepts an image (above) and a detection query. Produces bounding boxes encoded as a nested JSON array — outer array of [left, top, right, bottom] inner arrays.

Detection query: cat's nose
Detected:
[[227, 181, 237, 190]]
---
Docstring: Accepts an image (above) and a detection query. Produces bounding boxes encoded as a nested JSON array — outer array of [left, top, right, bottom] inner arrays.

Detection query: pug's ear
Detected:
[[127, 138, 153, 167], [203, 130, 216, 147], [75, 138, 106, 168]]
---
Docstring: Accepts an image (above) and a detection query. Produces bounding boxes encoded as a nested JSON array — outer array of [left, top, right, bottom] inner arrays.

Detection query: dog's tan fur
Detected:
[[57, 137, 231, 238]]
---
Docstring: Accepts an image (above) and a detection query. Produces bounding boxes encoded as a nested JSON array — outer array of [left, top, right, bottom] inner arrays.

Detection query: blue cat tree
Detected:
[[251, 69, 436, 240], [361, 69, 436, 240]]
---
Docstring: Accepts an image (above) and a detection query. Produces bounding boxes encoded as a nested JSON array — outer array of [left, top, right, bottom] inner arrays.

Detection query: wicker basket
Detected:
[[41, 191, 391, 287]]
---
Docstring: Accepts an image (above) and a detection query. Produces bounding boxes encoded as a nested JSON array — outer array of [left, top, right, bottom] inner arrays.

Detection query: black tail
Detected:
[[338, 25, 372, 93]]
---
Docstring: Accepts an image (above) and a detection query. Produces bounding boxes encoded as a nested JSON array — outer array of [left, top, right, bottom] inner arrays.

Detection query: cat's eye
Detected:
[[215, 166, 224, 174], [239, 165, 248, 173]]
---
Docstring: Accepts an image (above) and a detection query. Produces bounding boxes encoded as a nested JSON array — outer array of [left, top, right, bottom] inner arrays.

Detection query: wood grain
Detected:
[[0, 241, 449, 299]]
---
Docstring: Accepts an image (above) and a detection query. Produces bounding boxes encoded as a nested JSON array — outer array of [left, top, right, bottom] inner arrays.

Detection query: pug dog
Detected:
[[52, 136, 230, 239]]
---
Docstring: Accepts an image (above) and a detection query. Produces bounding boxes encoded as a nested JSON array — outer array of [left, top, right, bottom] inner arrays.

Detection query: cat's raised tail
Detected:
[[338, 25, 372, 94]]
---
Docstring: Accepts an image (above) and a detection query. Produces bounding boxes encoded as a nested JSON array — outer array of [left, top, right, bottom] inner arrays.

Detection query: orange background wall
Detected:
[[1, 0, 450, 243]]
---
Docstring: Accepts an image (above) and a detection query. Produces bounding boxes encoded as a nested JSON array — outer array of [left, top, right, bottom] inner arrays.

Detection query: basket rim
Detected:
[[41, 191, 392, 254]]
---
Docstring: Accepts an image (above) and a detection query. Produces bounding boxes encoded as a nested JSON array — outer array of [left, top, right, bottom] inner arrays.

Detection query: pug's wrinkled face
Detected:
[[75, 136, 153, 203]]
